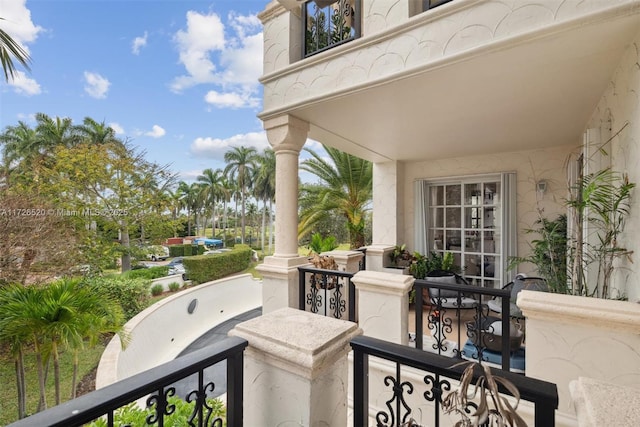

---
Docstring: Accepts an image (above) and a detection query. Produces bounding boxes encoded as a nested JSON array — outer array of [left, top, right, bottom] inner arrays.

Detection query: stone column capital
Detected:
[[264, 114, 309, 153]]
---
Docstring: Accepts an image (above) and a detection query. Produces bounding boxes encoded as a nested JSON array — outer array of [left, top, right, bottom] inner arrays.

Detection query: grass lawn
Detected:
[[0, 342, 106, 426]]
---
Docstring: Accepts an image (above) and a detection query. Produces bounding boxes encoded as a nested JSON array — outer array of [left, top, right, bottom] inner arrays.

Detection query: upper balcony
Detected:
[[258, 0, 640, 163]]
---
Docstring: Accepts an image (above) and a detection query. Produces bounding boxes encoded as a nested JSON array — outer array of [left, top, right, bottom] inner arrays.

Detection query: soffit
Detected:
[[288, 12, 640, 163]]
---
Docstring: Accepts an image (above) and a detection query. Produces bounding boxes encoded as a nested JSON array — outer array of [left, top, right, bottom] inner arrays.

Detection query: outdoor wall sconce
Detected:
[[536, 180, 548, 194]]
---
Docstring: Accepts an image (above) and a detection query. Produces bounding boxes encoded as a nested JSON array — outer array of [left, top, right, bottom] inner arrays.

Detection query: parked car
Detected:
[[167, 257, 186, 279], [146, 245, 169, 262]]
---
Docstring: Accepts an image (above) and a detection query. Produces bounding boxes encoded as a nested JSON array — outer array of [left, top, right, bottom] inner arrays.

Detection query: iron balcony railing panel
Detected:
[[351, 334, 558, 427], [302, 0, 361, 58], [298, 266, 356, 322], [413, 278, 514, 371], [8, 336, 248, 427]]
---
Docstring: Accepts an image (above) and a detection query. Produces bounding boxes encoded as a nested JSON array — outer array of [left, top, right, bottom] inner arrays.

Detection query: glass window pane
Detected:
[[432, 230, 444, 250], [464, 207, 482, 229], [483, 206, 497, 228], [445, 185, 461, 206], [465, 184, 481, 205], [430, 207, 443, 228], [464, 231, 480, 252], [484, 255, 497, 278], [430, 186, 443, 205], [484, 182, 500, 205], [446, 230, 461, 250], [484, 231, 497, 253], [446, 207, 461, 228], [464, 254, 482, 277]]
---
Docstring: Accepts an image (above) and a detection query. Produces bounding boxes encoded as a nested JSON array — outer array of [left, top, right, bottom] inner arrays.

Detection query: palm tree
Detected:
[[0, 120, 37, 176], [74, 117, 119, 146], [220, 177, 234, 244], [254, 149, 276, 253], [224, 146, 258, 244], [197, 168, 224, 238], [300, 146, 373, 248], [0, 17, 31, 82]]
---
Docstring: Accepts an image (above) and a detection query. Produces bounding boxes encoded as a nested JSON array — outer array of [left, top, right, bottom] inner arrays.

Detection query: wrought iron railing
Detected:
[[8, 337, 247, 427], [352, 335, 558, 427], [413, 278, 515, 371], [298, 266, 356, 322], [303, 0, 361, 58]]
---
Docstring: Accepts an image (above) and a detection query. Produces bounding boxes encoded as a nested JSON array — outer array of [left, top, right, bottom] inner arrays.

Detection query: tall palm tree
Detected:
[[224, 146, 258, 244], [300, 146, 373, 248], [254, 149, 276, 253], [0, 17, 31, 82], [197, 168, 224, 238], [74, 117, 119, 146], [0, 120, 37, 176], [220, 177, 234, 244], [34, 113, 78, 148]]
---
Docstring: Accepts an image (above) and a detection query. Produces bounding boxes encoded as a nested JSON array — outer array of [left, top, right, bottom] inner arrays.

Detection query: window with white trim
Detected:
[[415, 173, 517, 288]]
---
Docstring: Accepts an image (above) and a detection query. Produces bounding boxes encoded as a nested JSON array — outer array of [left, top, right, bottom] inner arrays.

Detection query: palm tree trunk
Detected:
[[52, 341, 61, 405], [269, 199, 274, 255], [35, 341, 47, 411], [261, 197, 267, 251], [15, 348, 26, 419], [121, 223, 131, 272], [70, 350, 79, 399], [241, 189, 246, 244]]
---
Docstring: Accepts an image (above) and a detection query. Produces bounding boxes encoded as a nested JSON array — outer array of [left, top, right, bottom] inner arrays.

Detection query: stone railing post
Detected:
[[229, 307, 362, 427], [323, 249, 364, 273], [352, 270, 414, 345], [361, 244, 394, 272]]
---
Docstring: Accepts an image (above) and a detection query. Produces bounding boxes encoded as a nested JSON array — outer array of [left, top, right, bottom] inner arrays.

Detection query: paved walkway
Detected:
[[171, 308, 262, 399]]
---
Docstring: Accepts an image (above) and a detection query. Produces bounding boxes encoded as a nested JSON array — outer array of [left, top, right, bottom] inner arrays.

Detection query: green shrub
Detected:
[[184, 244, 193, 256], [88, 396, 226, 427], [183, 245, 252, 284], [168, 282, 180, 292], [80, 276, 150, 320], [169, 245, 184, 257], [150, 284, 164, 296], [122, 266, 169, 280]]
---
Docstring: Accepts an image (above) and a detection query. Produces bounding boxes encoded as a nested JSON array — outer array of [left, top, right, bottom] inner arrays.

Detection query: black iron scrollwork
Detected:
[[307, 274, 322, 314], [146, 387, 176, 424], [329, 279, 346, 318], [186, 381, 216, 427], [427, 301, 453, 354], [375, 374, 414, 426]]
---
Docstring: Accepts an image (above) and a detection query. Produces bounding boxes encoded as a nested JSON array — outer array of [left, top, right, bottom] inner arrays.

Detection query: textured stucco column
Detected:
[[257, 114, 310, 313], [362, 244, 395, 272], [352, 270, 414, 345], [518, 290, 640, 419], [372, 161, 404, 246], [229, 307, 362, 427]]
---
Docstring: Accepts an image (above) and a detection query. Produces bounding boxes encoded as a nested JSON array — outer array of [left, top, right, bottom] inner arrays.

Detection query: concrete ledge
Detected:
[[518, 290, 640, 332], [570, 377, 640, 426]]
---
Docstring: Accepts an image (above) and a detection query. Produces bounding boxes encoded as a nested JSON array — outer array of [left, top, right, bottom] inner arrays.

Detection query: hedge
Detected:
[[183, 245, 252, 284], [169, 245, 184, 257], [169, 244, 205, 257], [80, 276, 151, 320]]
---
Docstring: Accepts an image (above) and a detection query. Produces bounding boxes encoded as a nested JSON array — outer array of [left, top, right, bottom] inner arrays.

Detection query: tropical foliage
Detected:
[[300, 145, 372, 248], [0, 17, 31, 82]]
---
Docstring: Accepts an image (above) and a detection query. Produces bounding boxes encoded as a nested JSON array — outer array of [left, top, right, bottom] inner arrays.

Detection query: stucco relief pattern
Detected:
[[261, 0, 633, 113], [526, 318, 640, 413], [586, 30, 640, 300]]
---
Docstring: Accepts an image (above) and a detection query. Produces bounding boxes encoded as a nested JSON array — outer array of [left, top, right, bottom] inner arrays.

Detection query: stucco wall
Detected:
[[401, 145, 577, 272], [586, 28, 640, 301]]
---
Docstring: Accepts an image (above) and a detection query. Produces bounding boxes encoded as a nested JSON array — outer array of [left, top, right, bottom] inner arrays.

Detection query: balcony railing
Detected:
[[8, 337, 247, 427], [303, 0, 361, 58], [298, 266, 356, 321], [413, 278, 516, 371], [352, 335, 558, 427]]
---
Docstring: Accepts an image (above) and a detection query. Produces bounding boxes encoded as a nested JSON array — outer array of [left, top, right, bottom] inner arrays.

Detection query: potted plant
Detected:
[[389, 244, 413, 268]]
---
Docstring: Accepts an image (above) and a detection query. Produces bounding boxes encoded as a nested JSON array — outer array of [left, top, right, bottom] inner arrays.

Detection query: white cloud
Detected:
[[109, 122, 125, 134], [131, 31, 148, 55], [204, 90, 257, 109], [83, 71, 110, 99], [8, 70, 41, 95], [145, 125, 166, 138], [170, 10, 262, 109], [1, 0, 43, 90], [190, 131, 269, 158]]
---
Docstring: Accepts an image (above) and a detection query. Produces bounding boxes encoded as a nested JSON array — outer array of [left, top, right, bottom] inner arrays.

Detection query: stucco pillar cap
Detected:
[[352, 270, 415, 295], [229, 307, 362, 379]]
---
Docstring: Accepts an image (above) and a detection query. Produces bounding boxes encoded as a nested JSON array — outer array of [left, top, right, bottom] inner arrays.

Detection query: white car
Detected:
[[147, 245, 169, 262]]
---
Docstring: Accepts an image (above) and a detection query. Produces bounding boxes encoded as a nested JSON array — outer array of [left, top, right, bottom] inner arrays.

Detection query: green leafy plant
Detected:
[[87, 396, 226, 427], [389, 244, 413, 267], [508, 214, 568, 293], [410, 251, 458, 279], [308, 232, 339, 255], [150, 284, 164, 296], [80, 276, 150, 320], [168, 282, 180, 292], [567, 167, 635, 298]]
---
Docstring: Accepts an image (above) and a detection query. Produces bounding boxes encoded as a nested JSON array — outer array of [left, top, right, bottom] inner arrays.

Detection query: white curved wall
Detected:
[[96, 274, 262, 388]]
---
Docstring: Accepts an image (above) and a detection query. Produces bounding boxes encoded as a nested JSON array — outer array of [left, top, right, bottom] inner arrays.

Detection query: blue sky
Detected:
[[1, 0, 321, 182]]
